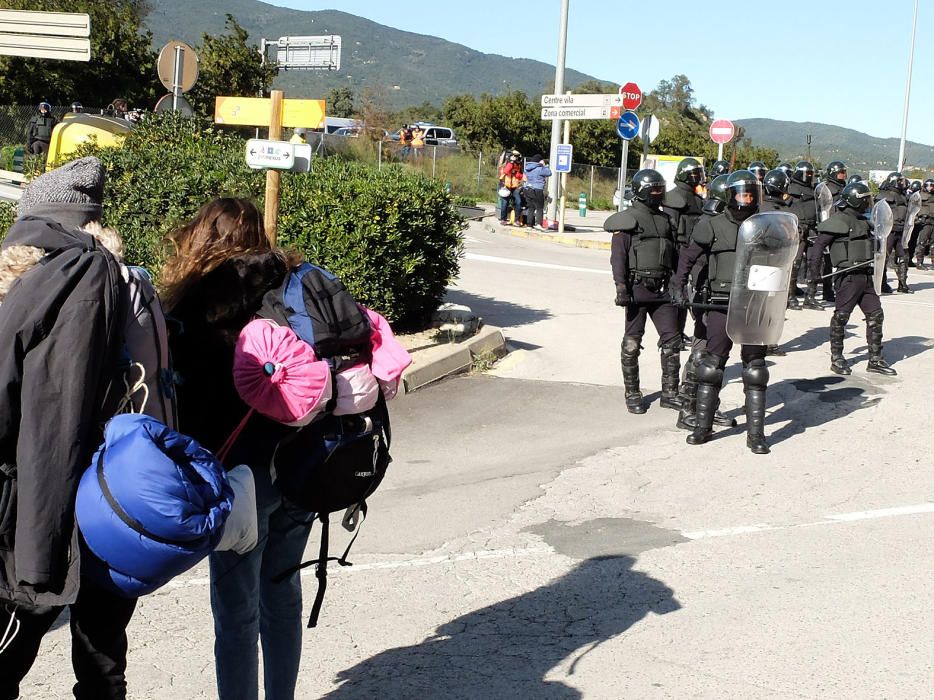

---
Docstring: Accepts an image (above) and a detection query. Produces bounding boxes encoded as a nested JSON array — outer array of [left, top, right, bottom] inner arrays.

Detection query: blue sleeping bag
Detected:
[[76, 413, 234, 597]]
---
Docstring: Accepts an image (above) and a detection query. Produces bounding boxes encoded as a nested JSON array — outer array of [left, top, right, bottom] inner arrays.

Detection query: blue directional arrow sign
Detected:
[[616, 110, 641, 141], [555, 144, 573, 173]]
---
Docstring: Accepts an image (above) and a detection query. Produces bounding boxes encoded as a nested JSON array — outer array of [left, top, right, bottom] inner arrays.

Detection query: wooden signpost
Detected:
[[214, 91, 325, 244]]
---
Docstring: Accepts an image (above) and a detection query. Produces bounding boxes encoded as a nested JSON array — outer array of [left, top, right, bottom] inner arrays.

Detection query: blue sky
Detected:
[[271, 1, 932, 145]]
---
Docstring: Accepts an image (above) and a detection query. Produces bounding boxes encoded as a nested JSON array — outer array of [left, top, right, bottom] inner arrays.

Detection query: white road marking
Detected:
[[822, 502, 934, 522], [682, 524, 776, 540], [464, 252, 610, 275]]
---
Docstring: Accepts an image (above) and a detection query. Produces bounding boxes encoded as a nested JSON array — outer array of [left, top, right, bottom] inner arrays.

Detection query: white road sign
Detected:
[[246, 139, 295, 170], [0, 10, 91, 61], [541, 106, 615, 121], [541, 93, 623, 108]]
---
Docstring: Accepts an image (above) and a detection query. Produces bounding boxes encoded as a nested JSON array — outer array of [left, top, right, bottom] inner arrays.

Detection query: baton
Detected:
[[818, 260, 872, 281], [684, 302, 728, 311]]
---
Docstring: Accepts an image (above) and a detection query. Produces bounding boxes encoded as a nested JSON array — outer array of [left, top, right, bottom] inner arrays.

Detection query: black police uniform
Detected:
[[672, 208, 770, 453], [788, 178, 817, 299], [807, 207, 896, 376], [914, 188, 934, 268], [876, 184, 910, 292], [607, 199, 682, 414], [663, 180, 705, 346]]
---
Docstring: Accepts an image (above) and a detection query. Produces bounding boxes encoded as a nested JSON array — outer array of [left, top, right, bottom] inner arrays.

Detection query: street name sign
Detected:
[[215, 96, 326, 129], [541, 93, 623, 108], [541, 105, 616, 121], [556, 144, 573, 173], [0, 10, 90, 61], [246, 139, 295, 170]]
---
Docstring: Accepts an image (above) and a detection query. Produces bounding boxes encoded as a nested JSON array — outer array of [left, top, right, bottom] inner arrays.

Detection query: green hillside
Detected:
[[144, 0, 608, 106], [737, 118, 934, 171]]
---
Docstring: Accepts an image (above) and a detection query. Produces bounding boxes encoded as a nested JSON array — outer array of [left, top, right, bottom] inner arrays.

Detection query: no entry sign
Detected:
[[709, 119, 735, 144], [619, 82, 642, 111]]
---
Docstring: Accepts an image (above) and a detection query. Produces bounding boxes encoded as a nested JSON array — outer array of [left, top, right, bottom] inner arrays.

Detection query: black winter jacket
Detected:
[[168, 252, 292, 469], [0, 217, 125, 607]]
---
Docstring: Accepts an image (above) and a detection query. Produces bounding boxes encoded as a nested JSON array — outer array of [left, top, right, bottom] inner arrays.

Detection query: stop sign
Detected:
[[709, 119, 735, 144], [619, 82, 642, 111]]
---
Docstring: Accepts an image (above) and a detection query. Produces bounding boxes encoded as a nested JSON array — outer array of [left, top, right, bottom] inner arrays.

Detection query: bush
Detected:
[[42, 112, 463, 328], [0, 201, 13, 233]]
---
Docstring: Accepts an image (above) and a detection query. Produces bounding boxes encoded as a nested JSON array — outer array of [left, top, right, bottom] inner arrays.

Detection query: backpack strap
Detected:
[[283, 264, 317, 345], [215, 408, 255, 465]]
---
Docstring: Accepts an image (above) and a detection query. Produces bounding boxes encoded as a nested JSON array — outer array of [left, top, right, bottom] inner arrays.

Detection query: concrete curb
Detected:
[[402, 325, 507, 393], [483, 221, 611, 251]]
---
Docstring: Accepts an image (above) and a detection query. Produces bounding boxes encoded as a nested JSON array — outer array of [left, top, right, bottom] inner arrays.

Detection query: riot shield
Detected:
[[815, 182, 834, 222], [726, 212, 799, 345], [871, 200, 893, 295], [900, 191, 922, 248]]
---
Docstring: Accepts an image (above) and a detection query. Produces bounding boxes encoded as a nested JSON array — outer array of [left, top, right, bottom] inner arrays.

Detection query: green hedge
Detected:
[[2, 113, 463, 329]]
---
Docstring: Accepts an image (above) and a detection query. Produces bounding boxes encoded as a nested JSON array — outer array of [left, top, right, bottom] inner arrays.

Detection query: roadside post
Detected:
[[579, 192, 587, 217], [615, 111, 641, 212], [709, 119, 735, 161], [215, 92, 325, 243]]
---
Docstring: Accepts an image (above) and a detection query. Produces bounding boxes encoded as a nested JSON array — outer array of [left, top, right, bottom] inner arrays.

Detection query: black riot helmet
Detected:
[[910, 180, 922, 193], [676, 157, 705, 187], [747, 161, 768, 182], [924, 178, 934, 193], [631, 168, 667, 207], [763, 169, 790, 197], [841, 181, 873, 213], [793, 161, 815, 187], [825, 161, 847, 182], [703, 174, 730, 215], [883, 171, 905, 191], [847, 173, 864, 185], [708, 160, 730, 179], [777, 162, 794, 178], [725, 170, 760, 216]]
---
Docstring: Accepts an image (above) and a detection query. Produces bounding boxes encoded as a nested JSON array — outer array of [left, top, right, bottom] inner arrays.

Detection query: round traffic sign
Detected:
[[154, 93, 194, 117], [617, 110, 641, 141], [619, 82, 642, 111], [709, 119, 735, 145], [157, 41, 199, 94]]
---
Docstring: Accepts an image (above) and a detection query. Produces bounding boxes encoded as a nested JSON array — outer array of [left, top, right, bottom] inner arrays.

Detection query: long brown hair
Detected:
[[160, 198, 272, 312]]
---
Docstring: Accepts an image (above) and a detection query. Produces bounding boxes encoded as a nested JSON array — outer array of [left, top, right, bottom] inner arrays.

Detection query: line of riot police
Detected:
[[606, 158, 904, 455]]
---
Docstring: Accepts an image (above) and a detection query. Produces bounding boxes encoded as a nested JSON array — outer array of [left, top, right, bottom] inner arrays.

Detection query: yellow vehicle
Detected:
[[47, 113, 134, 165]]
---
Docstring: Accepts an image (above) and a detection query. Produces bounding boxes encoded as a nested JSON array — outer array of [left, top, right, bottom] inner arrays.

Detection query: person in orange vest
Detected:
[[498, 151, 526, 225]]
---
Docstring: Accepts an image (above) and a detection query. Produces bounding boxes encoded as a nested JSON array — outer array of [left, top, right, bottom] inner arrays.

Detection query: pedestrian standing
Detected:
[[523, 154, 552, 229]]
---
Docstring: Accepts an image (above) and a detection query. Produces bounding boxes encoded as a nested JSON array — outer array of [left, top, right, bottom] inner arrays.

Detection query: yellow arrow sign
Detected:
[[214, 96, 325, 129]]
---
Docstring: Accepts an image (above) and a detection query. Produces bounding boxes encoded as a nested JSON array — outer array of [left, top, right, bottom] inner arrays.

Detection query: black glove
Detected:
[[614, 283, 630, 307], [670, 285, 687, 308]]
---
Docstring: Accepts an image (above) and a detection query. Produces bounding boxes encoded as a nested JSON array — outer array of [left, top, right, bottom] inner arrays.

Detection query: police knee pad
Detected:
[[865, 309, 884, 327], [660, 337, 682, 353], [622, 336, 642, 356], [695, 353, 725, 385], [742, 357, 769, 388], [831, 310, 850, 327]]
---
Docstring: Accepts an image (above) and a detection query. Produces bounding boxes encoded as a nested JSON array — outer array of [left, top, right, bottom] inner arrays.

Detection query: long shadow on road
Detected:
[[322, 556, 680, 700], [444, 288, 553, 329]]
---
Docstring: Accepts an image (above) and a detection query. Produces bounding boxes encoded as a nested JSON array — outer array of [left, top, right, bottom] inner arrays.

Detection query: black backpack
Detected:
[[259, 262, 392, 628]]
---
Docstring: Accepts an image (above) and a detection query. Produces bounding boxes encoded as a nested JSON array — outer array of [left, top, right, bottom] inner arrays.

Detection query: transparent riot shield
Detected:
[[871, 200, 893, 295], [726, 212, 799, 345], [815, 182, 834, 222], [900, 191, 922, 249]]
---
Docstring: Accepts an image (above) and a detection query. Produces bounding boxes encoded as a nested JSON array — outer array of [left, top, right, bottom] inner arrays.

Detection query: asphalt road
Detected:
[[22, 219, 934, 699]]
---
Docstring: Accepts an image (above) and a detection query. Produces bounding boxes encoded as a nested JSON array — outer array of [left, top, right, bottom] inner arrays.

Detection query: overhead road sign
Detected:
[[215, 96, 326, 129], [541, 93, 623, 108], [619, 82, 642, 111], [556, 144, 573, 173], [541, 106, 616, 121], [273, 35, 341, 70], [616, 111, 641, 140], [0, 10, 91, 61]]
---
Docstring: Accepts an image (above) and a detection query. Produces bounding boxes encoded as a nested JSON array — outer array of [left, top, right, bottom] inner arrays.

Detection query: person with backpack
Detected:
[[498, 152, 525, 226], [0, 157, 139, 699], [161, 198, 312, 700]]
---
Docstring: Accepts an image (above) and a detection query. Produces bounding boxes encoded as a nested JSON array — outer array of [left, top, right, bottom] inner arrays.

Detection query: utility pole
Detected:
[[546, 0, 570, 228], [898, 0, 919, 172]]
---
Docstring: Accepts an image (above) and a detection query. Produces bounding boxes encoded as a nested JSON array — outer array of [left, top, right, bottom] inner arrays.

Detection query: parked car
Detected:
[[334, 126, 390, 139]]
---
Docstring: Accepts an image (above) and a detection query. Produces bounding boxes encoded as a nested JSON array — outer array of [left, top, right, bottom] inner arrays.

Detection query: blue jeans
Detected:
[[499, 188, 522, 222], [209, 466, 313, 700]]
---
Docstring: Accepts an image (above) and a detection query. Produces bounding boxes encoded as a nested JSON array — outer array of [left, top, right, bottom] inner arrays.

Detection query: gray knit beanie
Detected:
[[18, 156, 105, 229]]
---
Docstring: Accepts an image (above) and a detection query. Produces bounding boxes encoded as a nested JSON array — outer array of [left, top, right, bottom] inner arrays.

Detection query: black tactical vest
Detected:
[[627, 204, 676, 281], [825, 214, 874, 269], [705, 214, 740, 296], [32, 115, 55, 142]]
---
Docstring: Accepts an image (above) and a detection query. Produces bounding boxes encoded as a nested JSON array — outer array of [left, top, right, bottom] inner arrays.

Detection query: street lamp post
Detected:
[[897, 0, 919, 172], [546, 0, 570, 228]]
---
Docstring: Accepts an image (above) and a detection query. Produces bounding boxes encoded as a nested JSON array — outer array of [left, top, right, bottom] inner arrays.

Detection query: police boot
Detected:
[[802, 281, 823, 310], [766, 344, 786, 356], [789, 256, 804, 297], [621, 336, 646, 413], [659, 343, 683, 410], [676, 350, 699, 430], [829, 311, 851, 375], [786, 293, 801, 310], [916, 255, 927, 271], [896, 261, 914, 294], [865, 310, 897, 376], [742, 359, 770, 455], [686, 353, 725, 446]]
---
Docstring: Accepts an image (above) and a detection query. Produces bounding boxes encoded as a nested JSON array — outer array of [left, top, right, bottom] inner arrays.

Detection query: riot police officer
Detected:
[[847, 173, 865, 185], [671, 171, 772, 454], [747, 161, 768, 183], [806, 181, 897, 376], [708, 160, 730, 180], [788, 162, 821, 308], [876, 172, 911, 293], [914, 179, 934, 269], [823, 161, 848, 199], [777, 162, 795, 178], [674, 174, 737, 431], [906, 180, 924, 264], [758, 169, 798, 322], [663, 157, 706, 349], [606, 169, 682, 415]]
